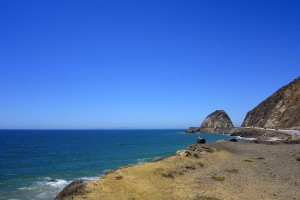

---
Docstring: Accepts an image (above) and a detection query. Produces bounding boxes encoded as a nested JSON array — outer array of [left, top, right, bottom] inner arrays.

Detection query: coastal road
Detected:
[[243, 126, 300, 138]]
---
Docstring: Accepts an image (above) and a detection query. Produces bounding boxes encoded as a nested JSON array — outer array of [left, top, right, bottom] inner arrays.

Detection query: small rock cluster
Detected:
[[176, 144, 214, 158]]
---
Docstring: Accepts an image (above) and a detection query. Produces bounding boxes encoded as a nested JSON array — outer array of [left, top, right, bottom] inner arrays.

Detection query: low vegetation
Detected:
[[211, 175, 225, 181], [115, 175, 123, 180], [161, 172, 174, 179], [225, 168, 239, 173], [197, 161, 204, 167]]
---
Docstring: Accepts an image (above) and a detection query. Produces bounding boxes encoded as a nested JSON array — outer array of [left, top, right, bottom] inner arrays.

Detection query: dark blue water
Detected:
[[0, 129, 233, 199]]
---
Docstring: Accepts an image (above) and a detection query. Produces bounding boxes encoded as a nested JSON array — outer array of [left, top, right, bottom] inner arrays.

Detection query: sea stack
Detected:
[[242, 76, 300, 129], [185, 110, 235, 133], [200, 110, 234, 129], [196, 110, 235, 134]]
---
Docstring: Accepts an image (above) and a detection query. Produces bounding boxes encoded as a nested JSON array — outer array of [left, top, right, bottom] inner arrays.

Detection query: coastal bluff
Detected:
[[242, 76, 300, 129], [56, 141, 300, 200]]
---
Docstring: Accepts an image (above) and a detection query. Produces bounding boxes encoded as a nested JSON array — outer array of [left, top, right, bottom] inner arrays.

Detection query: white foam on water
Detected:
[[17, 186, 38, 190], [136, 157, 151, 165], [44, 179, 69, 188], [234, 136, 257, 140], [16, 176, 99, 200], [136, 156, 165, 165], [102, 169, 114, 174], [265, 137, 281, 141], [78, 176, 99, 181]]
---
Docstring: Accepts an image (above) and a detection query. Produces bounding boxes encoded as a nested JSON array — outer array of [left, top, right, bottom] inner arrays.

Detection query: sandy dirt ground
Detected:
[[57, 140, 300, 200]]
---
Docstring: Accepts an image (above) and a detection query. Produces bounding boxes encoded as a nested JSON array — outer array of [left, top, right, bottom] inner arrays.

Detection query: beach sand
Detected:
[[57, 140, 300, 200]]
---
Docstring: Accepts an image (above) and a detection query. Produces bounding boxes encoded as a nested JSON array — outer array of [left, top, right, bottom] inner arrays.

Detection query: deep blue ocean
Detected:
[[0, 129, 233, 200]]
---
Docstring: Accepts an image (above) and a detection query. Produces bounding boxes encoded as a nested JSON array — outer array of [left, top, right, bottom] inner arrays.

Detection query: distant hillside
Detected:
[[242, 76, 300, 129]]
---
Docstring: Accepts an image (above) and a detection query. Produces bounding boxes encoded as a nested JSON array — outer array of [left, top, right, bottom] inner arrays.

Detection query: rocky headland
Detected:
[[186, 77, 300, 140], [242, 76, 300, 129]]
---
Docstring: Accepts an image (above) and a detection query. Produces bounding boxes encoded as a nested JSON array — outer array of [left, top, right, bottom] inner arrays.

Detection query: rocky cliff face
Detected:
[[242, 77, 300, 129], [200, 110, 234, 129]]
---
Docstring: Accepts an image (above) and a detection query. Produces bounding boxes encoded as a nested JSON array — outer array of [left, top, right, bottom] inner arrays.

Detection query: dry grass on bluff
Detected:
[[56, 141, 300, 200]]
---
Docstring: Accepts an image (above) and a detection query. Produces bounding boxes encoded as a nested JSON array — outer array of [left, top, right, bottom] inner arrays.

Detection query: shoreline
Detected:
[[56, 138, 300, 200], [185, 127, 300, 141]]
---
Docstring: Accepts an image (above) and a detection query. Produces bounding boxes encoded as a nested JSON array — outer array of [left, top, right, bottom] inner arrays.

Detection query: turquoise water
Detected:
[[0, 129, 233, 200]]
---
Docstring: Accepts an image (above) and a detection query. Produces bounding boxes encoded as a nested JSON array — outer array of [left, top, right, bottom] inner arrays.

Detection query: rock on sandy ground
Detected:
[[57, 141, 300, 200]]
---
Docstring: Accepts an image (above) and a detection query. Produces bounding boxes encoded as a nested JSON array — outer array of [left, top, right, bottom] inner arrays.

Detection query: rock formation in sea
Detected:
[[185, 110, 235, 134], [200, 110, 234, 129], [242, 76, 300, 129]]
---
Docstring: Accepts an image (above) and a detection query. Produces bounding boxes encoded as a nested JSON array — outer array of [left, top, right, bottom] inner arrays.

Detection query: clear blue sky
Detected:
[[0, 0, 299, 129]]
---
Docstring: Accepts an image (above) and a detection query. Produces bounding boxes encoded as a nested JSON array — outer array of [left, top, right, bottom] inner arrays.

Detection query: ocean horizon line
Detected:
[[0, 128, 186, 131]]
